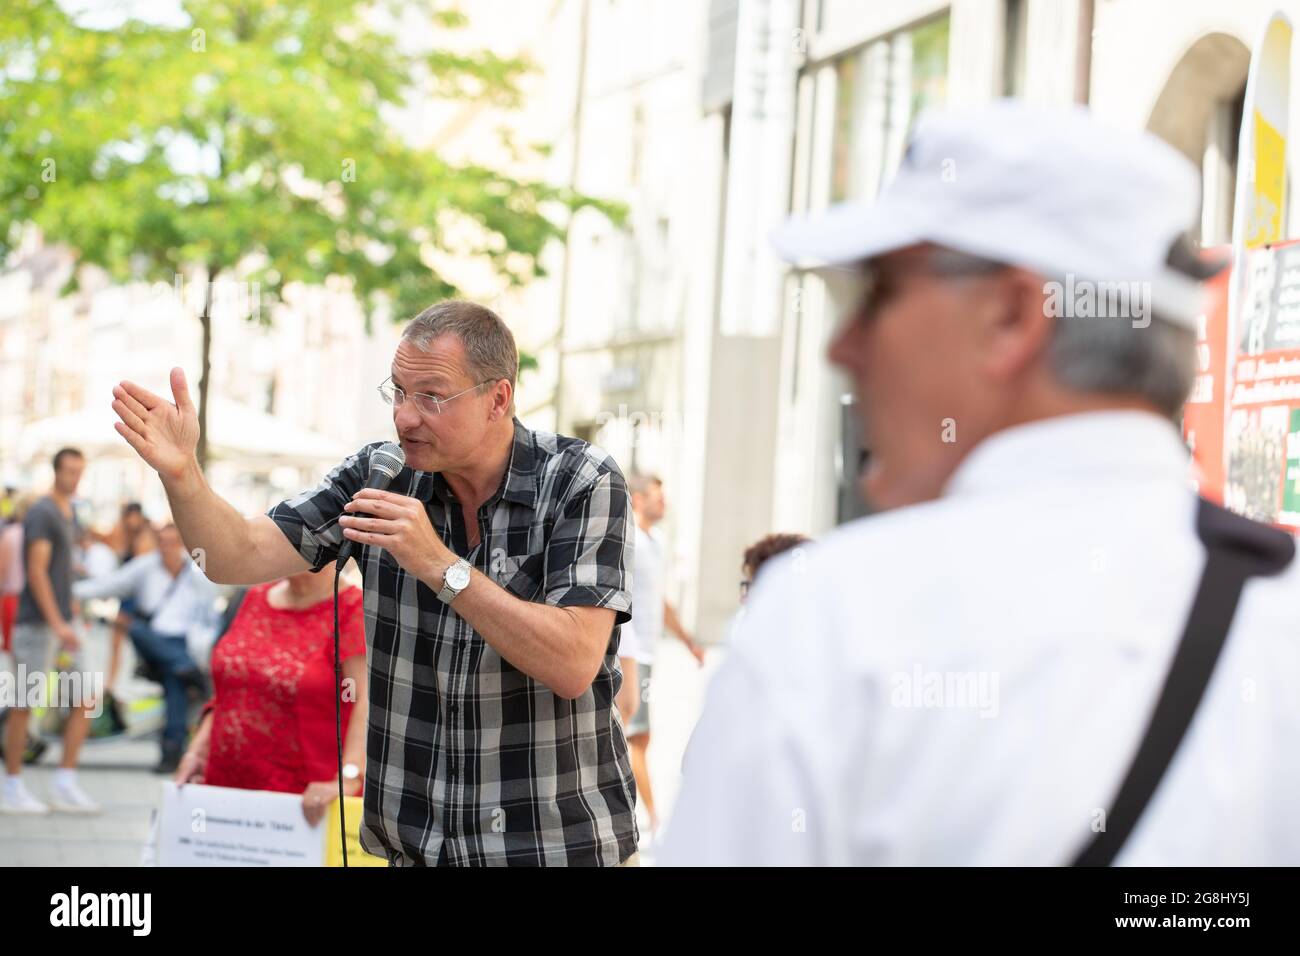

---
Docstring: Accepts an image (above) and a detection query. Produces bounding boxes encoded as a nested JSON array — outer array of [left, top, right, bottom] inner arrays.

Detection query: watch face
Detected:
[[342, 764, 361, 780], [446, 561, 471, 590]]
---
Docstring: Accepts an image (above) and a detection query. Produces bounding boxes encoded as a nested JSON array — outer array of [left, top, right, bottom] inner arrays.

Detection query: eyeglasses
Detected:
[[850, 251, 1008, 325], [377, 376, 494, 416]]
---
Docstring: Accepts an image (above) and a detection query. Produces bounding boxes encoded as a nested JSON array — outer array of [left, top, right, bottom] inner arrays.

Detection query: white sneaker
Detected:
[[0, 780, 50, 815], [50, 779, 101, 815]]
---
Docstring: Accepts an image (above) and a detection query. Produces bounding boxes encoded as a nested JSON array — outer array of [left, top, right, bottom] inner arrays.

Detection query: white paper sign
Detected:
[[157, 781, 323, 867]]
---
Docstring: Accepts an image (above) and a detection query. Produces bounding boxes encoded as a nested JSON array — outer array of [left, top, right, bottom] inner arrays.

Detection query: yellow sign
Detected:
[[1249, 109, 1286, 247], [323, 796, 388, 867]]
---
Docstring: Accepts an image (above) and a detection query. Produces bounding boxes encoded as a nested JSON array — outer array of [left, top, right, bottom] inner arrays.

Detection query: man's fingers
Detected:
[[112, 398, 146, 434], [119, 379, 165, 411], [343, 497, 402, 516], [114, 421, 149, 457], [341, 526, 383, 547], [170, 367, 195, 415], [113, 384, 150, 423], [340, 515, 399, 534], [351, 489, 411, 507]]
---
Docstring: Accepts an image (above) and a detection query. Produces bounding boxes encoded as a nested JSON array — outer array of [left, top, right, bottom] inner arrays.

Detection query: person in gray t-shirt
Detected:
[[15, 497, 78, 627], [2, 447, 100, 816]]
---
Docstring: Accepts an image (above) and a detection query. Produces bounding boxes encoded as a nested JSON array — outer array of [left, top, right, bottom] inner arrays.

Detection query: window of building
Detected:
[[829, 13, 950, 204], [820, 13, 949, 526]]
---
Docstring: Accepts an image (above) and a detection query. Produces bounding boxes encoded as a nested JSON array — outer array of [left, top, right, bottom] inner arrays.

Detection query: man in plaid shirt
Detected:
[[110, 300, 639, 866]]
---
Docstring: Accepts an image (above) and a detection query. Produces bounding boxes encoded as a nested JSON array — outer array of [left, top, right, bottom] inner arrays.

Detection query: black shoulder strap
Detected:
[[1072, 498, 1295, 867]]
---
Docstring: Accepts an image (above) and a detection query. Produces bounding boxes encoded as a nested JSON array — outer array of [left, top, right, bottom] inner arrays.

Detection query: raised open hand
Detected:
[[112, 367, 201, 482]]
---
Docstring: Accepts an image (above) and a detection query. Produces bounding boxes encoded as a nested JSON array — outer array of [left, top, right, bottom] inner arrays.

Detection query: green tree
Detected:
[[0, 0, 616, 468]]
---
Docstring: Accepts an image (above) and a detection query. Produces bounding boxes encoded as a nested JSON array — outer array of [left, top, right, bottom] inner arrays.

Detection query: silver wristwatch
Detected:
[[437, 557, 472, 604]]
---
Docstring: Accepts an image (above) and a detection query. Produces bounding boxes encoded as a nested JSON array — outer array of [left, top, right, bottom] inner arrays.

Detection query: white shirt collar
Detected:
[[941, 410, 1190, 498]]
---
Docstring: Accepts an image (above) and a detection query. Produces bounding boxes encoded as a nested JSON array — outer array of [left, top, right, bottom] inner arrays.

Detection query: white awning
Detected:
[[17, 399, 351, 469]]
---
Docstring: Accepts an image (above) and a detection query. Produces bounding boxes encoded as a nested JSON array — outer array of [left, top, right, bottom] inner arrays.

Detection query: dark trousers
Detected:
[[127, 620, 198, 749]]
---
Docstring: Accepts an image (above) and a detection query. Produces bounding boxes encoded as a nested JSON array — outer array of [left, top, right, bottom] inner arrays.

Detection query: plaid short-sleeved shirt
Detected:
[[267, 418, 639, 866]]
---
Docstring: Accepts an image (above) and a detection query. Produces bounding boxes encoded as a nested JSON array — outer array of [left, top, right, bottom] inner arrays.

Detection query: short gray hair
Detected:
[[402, 300, 519, 414], [1047, 308, 1194, 419], [923, 247, 1195, 419]]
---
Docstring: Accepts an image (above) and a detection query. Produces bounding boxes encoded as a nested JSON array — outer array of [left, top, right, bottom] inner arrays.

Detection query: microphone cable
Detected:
[[333, 565, 348, 867], [329, 440, 404, 869]]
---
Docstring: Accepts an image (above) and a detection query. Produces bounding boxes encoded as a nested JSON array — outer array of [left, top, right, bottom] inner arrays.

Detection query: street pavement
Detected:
[[1, 624, 725, 867], [0, 734, 163, 866], [1, 620, 168, 866]]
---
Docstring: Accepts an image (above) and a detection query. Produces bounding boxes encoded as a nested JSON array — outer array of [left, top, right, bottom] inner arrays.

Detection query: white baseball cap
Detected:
[[771, 99, 1223, 327]]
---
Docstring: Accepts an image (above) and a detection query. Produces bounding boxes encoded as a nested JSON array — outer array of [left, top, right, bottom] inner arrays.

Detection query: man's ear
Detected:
[[493, 380, 514, 421], [980, 269, 1054, 379]]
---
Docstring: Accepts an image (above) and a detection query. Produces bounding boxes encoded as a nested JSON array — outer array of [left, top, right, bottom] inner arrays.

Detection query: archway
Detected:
[[1146, 32, 1251, 244]]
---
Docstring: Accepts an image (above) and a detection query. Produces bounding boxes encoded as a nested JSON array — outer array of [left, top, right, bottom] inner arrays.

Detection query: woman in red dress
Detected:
[[175, 564, 367, 826]]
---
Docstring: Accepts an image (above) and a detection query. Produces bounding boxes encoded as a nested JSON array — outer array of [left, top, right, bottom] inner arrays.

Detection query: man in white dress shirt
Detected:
[[662, 101, 1300, 866], [74, 523, 217, 772]]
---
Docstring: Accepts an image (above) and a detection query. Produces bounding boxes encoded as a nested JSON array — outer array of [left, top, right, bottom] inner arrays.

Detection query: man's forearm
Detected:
[[161, 459, 256, 583], [665, 602, 691, 643], [29, 571, 67, 630], [72, 558, 144, 602], [616, 658, 640, 723], [424, 566, 603, 699]]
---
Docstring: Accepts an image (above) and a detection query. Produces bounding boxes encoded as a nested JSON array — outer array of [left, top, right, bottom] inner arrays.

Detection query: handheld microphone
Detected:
[[331, 440, 404, 867], [335, 442, 406, 570]]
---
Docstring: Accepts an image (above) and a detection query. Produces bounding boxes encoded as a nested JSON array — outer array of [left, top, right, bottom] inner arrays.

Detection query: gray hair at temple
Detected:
[[922, 247, 1197, 420], [401, 300, 519, 416]]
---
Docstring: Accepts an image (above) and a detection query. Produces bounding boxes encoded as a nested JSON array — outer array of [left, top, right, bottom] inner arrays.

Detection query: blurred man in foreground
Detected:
[[662, 101, 1300, 865]]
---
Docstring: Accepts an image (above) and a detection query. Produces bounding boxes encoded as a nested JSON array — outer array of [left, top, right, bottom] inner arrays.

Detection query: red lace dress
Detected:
[[202, 582, 366, 794]]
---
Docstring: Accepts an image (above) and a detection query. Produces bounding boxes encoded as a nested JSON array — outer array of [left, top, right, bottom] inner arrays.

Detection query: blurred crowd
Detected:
[[0, 448, 372, 827]]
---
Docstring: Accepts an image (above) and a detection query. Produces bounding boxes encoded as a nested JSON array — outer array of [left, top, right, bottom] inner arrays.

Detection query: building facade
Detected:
[[533, 0, 1299, 646]]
